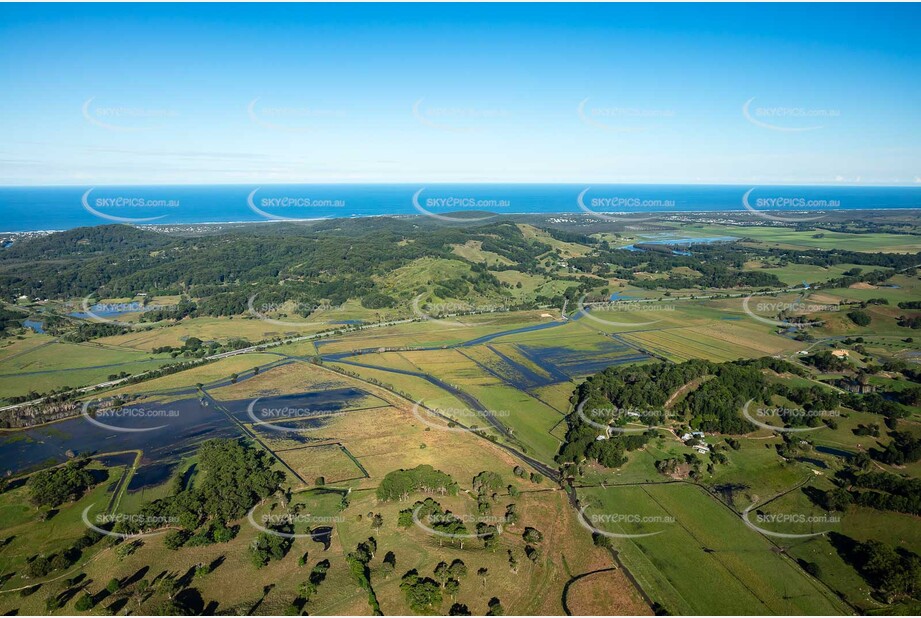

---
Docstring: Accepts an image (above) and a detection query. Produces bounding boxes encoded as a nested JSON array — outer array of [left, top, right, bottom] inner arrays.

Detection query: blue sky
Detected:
[[1, 3, 919, 186]]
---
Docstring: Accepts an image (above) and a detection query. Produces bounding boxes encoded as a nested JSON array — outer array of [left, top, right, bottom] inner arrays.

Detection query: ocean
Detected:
[[0, 184, 918, 233]]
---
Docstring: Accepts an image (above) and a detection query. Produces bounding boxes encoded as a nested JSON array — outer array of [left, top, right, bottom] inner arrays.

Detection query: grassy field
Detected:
[[0, 339, 176, 400], [102, 353, 282, 399], [816, 274, 921, 304], [0, 460, 123, 590], [450, 240, 515, 266], [271, 444, 367, 485], [620, 322, 800, 363], [95, 316, 334, 351], [580, 483, 851, 615], [395, 348, 563, 462], [748, 262, 870, 286], [518, 224, 594, 258], [675, 223, 921, 253]]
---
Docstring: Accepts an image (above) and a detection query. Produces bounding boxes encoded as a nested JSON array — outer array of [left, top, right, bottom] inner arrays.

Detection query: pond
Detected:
[[22, 319, 44, 333]]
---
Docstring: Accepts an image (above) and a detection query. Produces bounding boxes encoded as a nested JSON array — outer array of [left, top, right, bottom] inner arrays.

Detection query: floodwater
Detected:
[[0, 389, 370, 490]]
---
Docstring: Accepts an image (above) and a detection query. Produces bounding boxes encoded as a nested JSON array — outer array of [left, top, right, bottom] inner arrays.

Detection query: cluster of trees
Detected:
[[871, 431, 921, 465], [250, 528, 292, 567], [561, 358, 810, 468], [843, 537, 921, 602], [400, 569, 443, 614], [411, 561, 467, 611], [25, 530, 102, 578], [28, 459, 98, 507], [847, 310, 872, 327], [472, 470, 504, 516], [117, 439, 283, 542], [843, 391, 908, 420], [884, 360, 921, 383], [849, 472, 921, 515], [138, 298, 197, 323], [818, 471, 921, 516], [560, 356, 843, 468], [654, 453, 702, 479], [152, 335, 253, 359], [512, 465, 544, 484], [0, 305, 27, 337], [345, 537, 381, 614], [803, 351, 849, 372], [522, 527, 544, 564], [35, 312, 133, 342], [559, 359, 713, 466], [376, 465, 458, 501], [400, 560, 474, 614]]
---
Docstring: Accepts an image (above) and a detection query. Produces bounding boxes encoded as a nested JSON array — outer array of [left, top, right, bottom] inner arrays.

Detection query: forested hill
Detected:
[[555, 357, 883, 470], [0, 221, 561, 306], [4, 220, 918, 322]]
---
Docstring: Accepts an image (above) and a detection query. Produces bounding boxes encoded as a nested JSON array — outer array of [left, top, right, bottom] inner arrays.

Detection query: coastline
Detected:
[[2, 207, 921, 236]]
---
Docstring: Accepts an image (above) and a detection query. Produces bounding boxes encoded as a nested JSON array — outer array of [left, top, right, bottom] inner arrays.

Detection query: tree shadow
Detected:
[[122, 565, 149, 588], [174, 588, 205, 615], [207, 555, 225, 573], [106, 598, 128, 614], [176, 565, 197, 589], [246, 584, 275, 616]]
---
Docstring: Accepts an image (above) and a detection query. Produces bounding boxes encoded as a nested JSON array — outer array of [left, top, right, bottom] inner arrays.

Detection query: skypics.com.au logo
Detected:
[[247, 97, 346, 133], [247, 295, 343, 328], [741, 295, 838, 328], [742, 188, 841, 223], [81, 188, 180, 224], [411, 296, 507, 328], [576, 295, 675, 328], [82, 506, 180, 540], [81, 399, 179, 433], [742, 97, 840, 133], [246, 188, 345, 221], [245, 397, 349, 434], [412, 99, 509, 133], [741, 400, 840, 434], [410, 399, 509, 434], [577, 188, 676, 223], [742, 503, 840, 539], [82, 97, 178, 132], [78, 295, 180, 329], [247, 506, 345, 539], [412, 189, 508, 223], [577, 98, 675, 133], [575, 401, 670, 435], [577, 504, 673, 539]]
